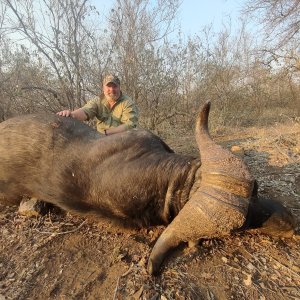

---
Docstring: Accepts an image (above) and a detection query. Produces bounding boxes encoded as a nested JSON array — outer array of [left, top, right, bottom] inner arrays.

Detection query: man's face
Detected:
[[103, 82, 121, 101]]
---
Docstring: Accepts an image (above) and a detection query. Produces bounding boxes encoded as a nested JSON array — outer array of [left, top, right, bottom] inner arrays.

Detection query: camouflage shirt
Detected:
[[82, 93, 139, 133]]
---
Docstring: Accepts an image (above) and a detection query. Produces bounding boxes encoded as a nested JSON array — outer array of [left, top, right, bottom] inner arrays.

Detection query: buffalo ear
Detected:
[[245, 196, 296, 238]]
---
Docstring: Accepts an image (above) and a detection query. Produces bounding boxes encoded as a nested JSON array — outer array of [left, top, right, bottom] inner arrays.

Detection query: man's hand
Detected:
[[56, 108, 87, 121], [56, 110, 72, 117]]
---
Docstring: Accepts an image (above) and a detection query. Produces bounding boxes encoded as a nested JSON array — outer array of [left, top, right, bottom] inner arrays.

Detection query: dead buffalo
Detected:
[[0, 102, 296, 275]]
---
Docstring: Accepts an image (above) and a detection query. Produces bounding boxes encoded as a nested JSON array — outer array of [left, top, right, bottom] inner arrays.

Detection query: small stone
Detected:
[[231, 145, 244, 156], [188, 240, 199, 248], [18, 197, 49, 217], [243, 274, 252, 286], [292, 146, 299, 154], [221, 257, 228, 263]]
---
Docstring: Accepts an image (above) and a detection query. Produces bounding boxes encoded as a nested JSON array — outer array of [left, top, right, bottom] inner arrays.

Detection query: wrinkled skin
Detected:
[[0, 102, 296, 275]]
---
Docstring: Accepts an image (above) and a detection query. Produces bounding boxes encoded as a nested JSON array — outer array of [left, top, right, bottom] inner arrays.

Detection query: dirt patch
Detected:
[[1, 122, 300, 300]]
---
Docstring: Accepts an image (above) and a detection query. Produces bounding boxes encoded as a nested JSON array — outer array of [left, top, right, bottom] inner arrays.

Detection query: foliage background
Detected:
[[1, 0, 299, 132]]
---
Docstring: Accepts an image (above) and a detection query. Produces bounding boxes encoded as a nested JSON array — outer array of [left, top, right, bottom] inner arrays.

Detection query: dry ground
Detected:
[[0, 121, 300, 300]]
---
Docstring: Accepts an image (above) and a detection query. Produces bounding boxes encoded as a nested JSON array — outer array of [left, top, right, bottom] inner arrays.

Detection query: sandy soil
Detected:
[[0, 121, 300, 300]]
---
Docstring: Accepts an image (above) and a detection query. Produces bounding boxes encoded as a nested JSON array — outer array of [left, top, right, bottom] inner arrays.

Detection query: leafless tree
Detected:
[[244, 0, 300, 47], [4, 0, 107, 111], [1, 0, 298, 128], [107, 0, 181, 129], [243, 0, 300, 80]]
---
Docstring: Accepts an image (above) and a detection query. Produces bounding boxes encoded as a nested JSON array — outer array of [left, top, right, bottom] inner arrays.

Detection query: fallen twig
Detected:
[[113, 277, 120, 300], [121, 264, 133, 277], [33, 219, 87, 235], [267, 256, 300, 279]]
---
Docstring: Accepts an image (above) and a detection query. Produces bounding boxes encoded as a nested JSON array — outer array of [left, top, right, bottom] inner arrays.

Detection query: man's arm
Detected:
[[105, 100, 138, 135], [119, 100, 139, 129], [56, 108, 88, 121], [105, 124, 127, 135]]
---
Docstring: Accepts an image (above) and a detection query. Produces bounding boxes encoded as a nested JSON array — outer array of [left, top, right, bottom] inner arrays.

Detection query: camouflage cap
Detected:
[[103, 75, 120, 86]]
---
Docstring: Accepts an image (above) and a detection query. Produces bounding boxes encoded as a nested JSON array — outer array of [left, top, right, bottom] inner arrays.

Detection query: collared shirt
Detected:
[[82, 93, 139, 133]]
